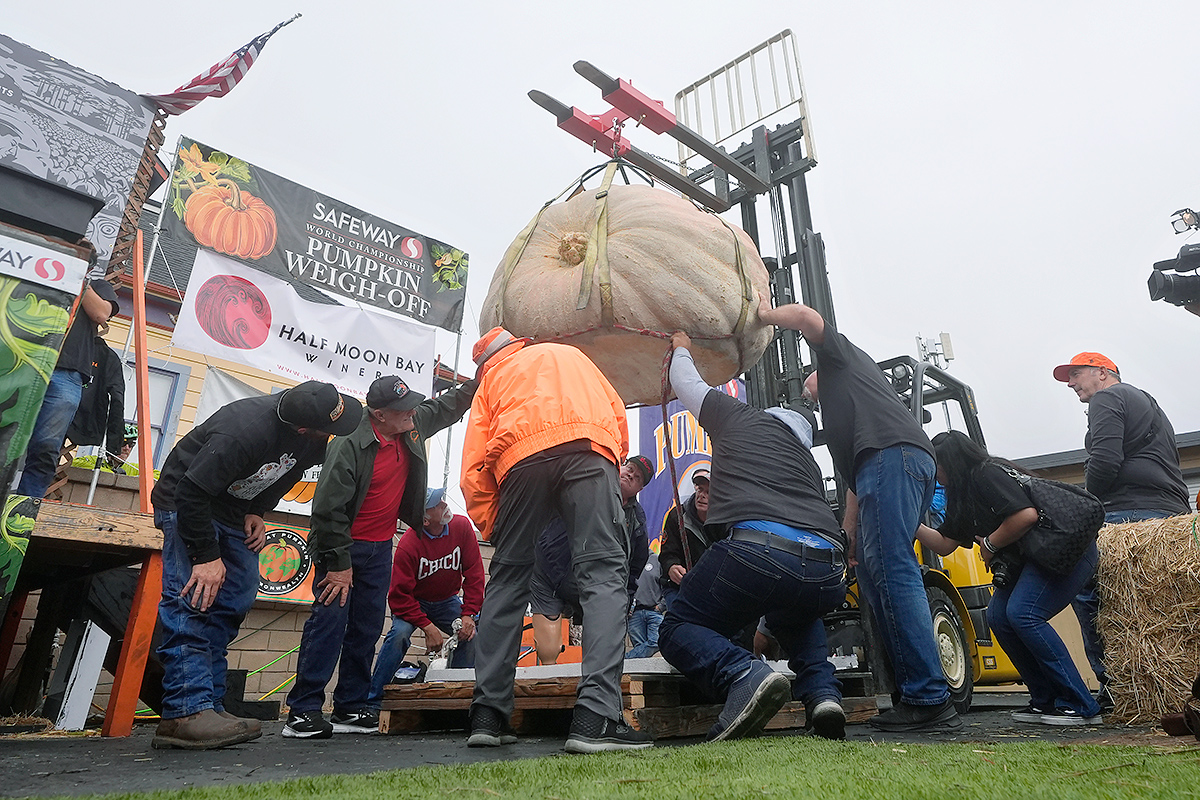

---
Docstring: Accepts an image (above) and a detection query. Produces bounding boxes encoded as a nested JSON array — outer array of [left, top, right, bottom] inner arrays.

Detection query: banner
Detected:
[[637, 380, 744, 548], [256, 521, 317, 604], [163, 137, 468, 331], [173, 250, 436, 398], [0, 35, 157, 274]]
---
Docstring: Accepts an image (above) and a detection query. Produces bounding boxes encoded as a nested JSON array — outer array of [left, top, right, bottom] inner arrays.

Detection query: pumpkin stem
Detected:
[[214, 178, 247, 210], [558, 232, 589, 267]]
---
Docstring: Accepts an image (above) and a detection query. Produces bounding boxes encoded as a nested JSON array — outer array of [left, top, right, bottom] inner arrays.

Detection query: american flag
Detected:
[[145, 15, 300, 115]]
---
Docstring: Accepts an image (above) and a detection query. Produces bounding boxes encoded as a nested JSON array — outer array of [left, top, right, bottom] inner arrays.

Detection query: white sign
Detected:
[[174, 250, 435, 397], [0, 232, 89, 293]]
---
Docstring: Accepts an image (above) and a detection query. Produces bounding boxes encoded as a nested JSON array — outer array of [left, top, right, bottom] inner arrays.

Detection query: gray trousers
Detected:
[[471, 447, 629, 720]]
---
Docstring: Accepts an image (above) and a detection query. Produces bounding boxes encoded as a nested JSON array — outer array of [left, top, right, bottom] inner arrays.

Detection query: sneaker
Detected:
[[564, 706, 653, 753], [707, 661, 791, 742], [869, 699, 963, 732], [282, 709, 334, 739], [331, 709, 380, 734], [1010, 704, 1049, 724], [152, 709, 261, 750], [1040, 708, 1103, 726], [467, 704, 518, 747], [809, 700, 846, 740]]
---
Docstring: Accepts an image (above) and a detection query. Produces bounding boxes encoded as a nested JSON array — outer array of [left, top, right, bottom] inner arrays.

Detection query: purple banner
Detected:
[[637, 379, 744, 550]]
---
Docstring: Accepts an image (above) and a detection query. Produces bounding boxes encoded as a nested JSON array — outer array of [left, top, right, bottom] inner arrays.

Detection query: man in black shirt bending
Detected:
[[760, 300, 962, 733], [150, 381, 361, 750], [657, 332, 849, 742]]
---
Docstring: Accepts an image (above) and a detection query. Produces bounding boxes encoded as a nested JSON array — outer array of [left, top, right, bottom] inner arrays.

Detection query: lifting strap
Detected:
[[574, 160, 619, 329]]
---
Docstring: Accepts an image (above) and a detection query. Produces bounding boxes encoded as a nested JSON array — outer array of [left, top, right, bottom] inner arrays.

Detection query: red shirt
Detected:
[[349, 423, 411, 542], [387, 514, 485, 627]]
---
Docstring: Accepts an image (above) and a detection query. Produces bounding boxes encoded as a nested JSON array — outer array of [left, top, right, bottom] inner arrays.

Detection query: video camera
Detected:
[[1148, 242, 1200, 306]]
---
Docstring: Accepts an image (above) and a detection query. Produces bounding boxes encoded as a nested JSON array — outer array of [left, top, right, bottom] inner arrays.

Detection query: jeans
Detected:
[[1071, 508, 1174, 684], [285, 538, 393, 714], [16, 368, 84, 498], [156, 509, 261, 719], [367, 595, 474, 709], [990, 542, 1101, 716], [658, 538, 845, 707], [626, 608, 663, 658], [854, 445, 948, 706]]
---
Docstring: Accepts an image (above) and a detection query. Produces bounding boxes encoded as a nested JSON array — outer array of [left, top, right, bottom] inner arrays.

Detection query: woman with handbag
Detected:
[[915, 431, 1103, 726]]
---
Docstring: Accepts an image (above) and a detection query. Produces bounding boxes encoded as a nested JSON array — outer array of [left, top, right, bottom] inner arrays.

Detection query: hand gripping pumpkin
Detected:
[[184, 179, 278, 260], [480, 180, 774, 405]]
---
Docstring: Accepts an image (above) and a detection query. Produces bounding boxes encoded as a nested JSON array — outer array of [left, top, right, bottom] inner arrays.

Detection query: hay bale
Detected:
[[1096, 513, 1200, 725]]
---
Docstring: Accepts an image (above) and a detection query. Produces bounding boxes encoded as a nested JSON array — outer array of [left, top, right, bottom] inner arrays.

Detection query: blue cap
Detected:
[[424, 487, 446, 510]]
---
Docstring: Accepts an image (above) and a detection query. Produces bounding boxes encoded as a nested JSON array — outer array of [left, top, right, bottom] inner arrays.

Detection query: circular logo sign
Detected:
[[258, 528, 313, 596], [193, 274, 272, 349]]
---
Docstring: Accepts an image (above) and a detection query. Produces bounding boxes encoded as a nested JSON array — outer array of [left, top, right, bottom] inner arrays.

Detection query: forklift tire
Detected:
[[927, 586, 973, 714]]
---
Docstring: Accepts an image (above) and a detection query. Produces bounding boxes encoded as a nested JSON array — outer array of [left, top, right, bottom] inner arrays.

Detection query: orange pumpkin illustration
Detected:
[[184, 179, 278, 260]]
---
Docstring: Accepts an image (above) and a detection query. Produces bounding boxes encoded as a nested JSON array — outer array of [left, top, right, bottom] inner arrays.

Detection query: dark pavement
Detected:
[[0, 693, 1169, 799]]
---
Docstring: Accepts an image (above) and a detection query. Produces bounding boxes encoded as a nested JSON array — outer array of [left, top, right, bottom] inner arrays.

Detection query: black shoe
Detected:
[[808, 700, 846, 740], [467, 705, 517, 747], [331, 708, 380, 734], [282, 710, 333, 739], [707, 661, 791, 742], [869, 699, 963, 732], [1095, 684, 1115, 714], [564, 706, 653, 753], [1039, 707, 1103, 726], [1010, 703, 1049, 724]]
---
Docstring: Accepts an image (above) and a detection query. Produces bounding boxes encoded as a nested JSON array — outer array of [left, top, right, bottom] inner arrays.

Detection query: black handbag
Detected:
[[1000, 466, 1104, 574]]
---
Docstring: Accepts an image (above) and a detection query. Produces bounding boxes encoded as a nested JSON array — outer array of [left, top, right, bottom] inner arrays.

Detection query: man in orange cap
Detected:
[[461, 327, 652, 753], [1053, 351, 1190, 708]]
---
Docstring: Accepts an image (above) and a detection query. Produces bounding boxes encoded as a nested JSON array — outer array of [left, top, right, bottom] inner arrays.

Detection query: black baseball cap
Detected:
[[278, 381, 362, 435], [366, 375, 425, 412]]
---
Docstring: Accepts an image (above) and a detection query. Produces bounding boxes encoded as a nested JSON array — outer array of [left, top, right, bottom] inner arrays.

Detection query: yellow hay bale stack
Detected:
[[1096, 514, 1200, 724]]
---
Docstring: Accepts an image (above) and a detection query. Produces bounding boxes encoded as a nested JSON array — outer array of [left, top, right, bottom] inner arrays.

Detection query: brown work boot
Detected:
[[218, 709, 263, 735], [152, 709, 261, 750]]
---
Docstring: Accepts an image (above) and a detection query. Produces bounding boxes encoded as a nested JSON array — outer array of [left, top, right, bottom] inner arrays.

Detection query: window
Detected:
[[120, 358, 191, 468]]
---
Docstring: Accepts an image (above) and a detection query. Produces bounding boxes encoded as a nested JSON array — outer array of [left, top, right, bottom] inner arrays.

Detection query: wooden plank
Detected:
[[31, 502, 160, 551], [630, 696, 877, 738]]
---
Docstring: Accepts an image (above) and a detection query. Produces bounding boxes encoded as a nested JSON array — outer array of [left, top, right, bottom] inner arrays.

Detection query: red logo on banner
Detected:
[[400, 237, 423, 260], [194, 275, 272, 349], [34, 258, 65, 282]]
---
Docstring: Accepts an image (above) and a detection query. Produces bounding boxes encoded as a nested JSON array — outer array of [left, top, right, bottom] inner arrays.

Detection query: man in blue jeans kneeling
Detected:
[[657, 332, 849, 742], [366, 487, 485, 706]]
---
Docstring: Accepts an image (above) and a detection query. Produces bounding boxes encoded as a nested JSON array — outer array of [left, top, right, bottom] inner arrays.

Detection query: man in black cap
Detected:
[[283, 374, 476, 739], [152, 381, 362, 750]]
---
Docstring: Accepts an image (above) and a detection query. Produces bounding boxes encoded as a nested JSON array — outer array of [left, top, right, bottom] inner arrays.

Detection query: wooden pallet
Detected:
[[378, 661, 878, 738]]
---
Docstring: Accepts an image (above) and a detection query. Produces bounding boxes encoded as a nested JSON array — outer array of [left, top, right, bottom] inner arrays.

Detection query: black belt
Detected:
[[729, 528, 844, 563]]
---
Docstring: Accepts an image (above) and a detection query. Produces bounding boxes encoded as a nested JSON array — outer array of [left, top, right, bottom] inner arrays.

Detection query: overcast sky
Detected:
[[9, 1, 1200, 476]]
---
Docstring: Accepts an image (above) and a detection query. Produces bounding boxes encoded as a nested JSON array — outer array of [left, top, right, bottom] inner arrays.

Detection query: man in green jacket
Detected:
[[284, 374, 476, 738]]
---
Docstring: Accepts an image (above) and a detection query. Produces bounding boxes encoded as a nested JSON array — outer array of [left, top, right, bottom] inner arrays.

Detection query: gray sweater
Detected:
[[1084, 382, 1190, 514]]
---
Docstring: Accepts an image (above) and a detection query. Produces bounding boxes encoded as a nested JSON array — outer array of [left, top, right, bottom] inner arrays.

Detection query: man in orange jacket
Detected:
[[461, 327, 652, 754]]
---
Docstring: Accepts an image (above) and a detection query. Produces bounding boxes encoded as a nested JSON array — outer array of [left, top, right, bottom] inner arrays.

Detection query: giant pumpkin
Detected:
[[184, 179, 278, 260], [480, 182, 773, 405]]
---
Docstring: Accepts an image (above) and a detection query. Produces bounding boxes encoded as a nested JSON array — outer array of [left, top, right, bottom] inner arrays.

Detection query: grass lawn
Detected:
[[65, 737, 1200, 800]]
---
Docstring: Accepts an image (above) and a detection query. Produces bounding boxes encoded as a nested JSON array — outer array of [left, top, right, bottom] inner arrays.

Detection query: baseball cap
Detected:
[[425, 487, 446, 509], [366, 375, 425, 411], [277, 381, 362, 436], [625, 455, 653, 485], [692, 468, 711, 485], [1052, 352, 1120, 382]]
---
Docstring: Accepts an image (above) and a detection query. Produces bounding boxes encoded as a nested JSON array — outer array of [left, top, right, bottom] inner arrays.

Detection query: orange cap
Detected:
[[1052, 352, 1119, 382]]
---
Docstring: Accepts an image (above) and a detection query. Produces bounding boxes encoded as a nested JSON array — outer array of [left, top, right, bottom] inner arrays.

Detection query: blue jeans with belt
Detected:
[[853, 445, 949, 706], [658, 534, 846, 707], [156, 509, 261, 719], [990, 542, 1101, 716]]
